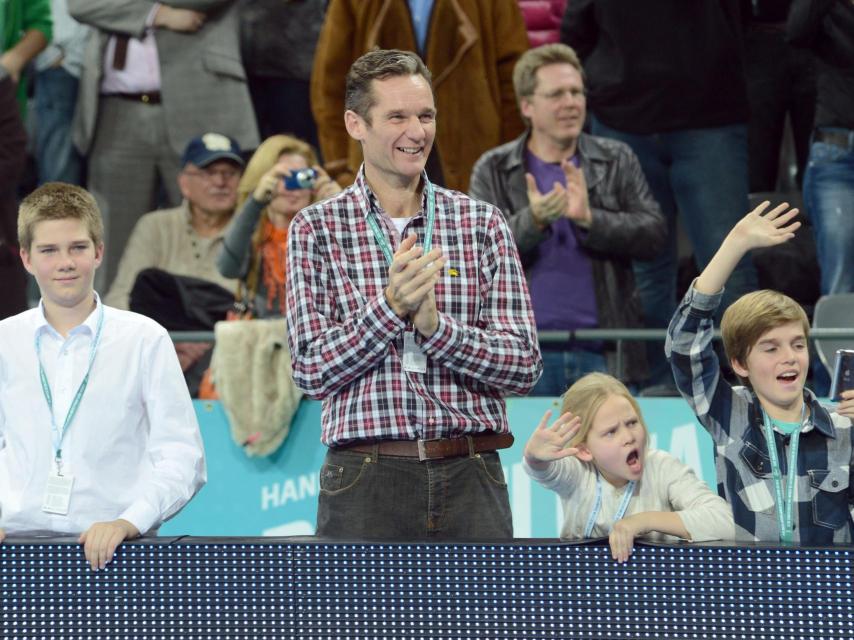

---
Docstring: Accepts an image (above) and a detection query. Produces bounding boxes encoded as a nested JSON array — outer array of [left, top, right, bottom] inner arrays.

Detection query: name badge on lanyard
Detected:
[[366, 179, 436, 374], [36, 303, 105, 516]]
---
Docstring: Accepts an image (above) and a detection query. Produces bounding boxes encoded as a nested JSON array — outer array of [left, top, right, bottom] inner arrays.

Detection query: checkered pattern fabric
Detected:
[[666, 285, 854, 543], [286, 169, 542, 446]]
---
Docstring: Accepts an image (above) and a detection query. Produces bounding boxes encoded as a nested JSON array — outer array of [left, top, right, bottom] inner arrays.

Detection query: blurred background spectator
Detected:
[[788, 0, 854, 297], [1, 0, 50, 319], [471, 43, 665, 394], [217, 134, 339, 318], [240, 0, 325, 149], [0, 74, 28, 319], [310, 0, 529, 191], [33, 0, 89, 186], [105, 133, 244, 310], [562, 0, 756, 388], [68, 0, 259, 291]]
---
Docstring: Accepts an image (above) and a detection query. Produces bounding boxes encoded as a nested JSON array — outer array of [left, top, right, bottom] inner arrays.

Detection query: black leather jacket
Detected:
[[469, 132, 666, 384]]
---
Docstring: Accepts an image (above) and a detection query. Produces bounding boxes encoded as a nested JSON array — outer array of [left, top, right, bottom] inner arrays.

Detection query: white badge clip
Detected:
[[42, 470, 74, 515], [402, 331, 428, 373]]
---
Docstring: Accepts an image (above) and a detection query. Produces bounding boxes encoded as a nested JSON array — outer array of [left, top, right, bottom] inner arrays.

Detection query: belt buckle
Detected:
[[416, 437, 440, 462]]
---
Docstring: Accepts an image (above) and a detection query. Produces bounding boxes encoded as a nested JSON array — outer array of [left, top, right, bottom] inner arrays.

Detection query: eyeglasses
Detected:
[[532, 87, 586, 103], [184, 167, 241, 182]]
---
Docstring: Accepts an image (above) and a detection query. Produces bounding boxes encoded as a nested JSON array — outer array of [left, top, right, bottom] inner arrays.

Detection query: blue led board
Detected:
[[2, 540, 853, 639]]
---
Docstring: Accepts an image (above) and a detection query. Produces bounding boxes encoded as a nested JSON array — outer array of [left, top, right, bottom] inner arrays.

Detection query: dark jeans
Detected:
[[803, 129, 854, 295], [248, 76, 318, 151], [744, 26, 815, 192], [316, 447, 513, 540], [34, 66, 84, 185]]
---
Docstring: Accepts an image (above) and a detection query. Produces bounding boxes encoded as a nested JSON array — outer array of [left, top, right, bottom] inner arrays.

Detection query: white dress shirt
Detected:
[[524, 449, 735, 543], [0, 297, 206, 536]]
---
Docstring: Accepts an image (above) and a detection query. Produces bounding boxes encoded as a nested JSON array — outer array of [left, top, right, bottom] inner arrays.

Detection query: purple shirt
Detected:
[[525, 150, 598, 333]]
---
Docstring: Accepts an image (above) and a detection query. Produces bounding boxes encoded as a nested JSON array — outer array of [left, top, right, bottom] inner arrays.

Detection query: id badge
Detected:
[[42, 471, 74, 515], [402, 331, 428, 373]]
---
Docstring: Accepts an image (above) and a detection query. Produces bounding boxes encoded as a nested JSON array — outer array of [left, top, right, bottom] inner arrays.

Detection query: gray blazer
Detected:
[[470, 132, 666, 384], [69, 0, 259, 156]]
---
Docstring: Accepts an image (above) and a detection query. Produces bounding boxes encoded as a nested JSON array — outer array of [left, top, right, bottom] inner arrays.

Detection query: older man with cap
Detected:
[[105, 132, 244, 309]]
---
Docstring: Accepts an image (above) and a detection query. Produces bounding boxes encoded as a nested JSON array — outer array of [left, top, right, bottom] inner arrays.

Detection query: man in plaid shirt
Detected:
[[286, 49, 542, 539], [666, 201, 854, 543]]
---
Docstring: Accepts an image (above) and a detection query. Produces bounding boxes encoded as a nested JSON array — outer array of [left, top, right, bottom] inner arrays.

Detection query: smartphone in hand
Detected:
[[830, 349, 854, 402]]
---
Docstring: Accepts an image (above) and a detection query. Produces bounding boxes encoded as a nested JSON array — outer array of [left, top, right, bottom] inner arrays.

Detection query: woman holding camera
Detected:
[[217, 135, 339, 317]]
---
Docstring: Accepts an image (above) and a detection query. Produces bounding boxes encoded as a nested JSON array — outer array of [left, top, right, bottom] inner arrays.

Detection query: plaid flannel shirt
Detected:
[[666, 284, 854, 544], [286, 168, 542, 447]]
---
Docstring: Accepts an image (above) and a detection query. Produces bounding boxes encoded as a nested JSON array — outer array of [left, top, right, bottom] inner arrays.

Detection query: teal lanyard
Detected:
[[760, 403, 807, 543], [35, 303, 105, 475], [365, 178, 435, 266], [583, 472, 636, 538]]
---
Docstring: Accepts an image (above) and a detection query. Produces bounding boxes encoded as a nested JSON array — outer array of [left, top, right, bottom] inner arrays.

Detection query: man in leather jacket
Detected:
[[470, 44, 665, 394]]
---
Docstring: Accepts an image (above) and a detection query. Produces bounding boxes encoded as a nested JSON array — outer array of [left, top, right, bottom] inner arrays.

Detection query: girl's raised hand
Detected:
[[523, 409, 582, 468]]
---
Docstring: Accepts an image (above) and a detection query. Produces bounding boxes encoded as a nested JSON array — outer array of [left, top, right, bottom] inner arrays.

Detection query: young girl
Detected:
[[524, 373, 734, 562]]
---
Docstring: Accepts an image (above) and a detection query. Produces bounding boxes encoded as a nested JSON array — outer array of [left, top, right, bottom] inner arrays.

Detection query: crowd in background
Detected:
[[1, 0, 852, 395]]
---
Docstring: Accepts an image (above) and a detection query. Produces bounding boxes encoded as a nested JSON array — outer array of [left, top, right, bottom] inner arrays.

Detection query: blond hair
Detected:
[[18, 183, 104, 251], [235, 135, 321, 300], [561, 373, 648, 448], [721, 289, 810, 384]]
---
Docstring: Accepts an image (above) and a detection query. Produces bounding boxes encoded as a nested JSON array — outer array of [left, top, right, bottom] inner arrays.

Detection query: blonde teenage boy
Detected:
[[0, 183, 206, 569], [667, 201, 854, 543]]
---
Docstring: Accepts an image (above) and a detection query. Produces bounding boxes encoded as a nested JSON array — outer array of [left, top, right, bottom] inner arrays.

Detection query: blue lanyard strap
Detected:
[[761, 403, 807, 543], [365, 178, 435, 266], [35, 303, 105, 473], [583, 472, 636, 538]]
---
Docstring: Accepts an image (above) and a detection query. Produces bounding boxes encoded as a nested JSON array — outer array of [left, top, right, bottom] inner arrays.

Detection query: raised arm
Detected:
[[666, 202, 800, 439]]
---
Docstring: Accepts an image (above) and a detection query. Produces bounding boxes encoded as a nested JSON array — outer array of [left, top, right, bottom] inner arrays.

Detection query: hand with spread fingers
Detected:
[[524, 409, 582, 470], [78, 519, 140, 571], [526, 173, 567, 230], [384, 233, 446, 322], [729, 200, 801, 252], [696, 201, 801, 296], [562, 160, 592, 228]]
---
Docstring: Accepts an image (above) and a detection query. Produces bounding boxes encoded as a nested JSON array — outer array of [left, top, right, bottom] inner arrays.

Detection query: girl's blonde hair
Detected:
[[235, 134, 321, 301], [561, 373, 648, 448]]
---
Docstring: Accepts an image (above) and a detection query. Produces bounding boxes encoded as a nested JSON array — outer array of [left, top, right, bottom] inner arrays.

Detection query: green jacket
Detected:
[[1, 0, 53, 115]]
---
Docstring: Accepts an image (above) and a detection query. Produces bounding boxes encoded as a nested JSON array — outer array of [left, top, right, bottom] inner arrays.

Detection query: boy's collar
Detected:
[[751, 388, 836, 439], [35, 293, 102, 339]]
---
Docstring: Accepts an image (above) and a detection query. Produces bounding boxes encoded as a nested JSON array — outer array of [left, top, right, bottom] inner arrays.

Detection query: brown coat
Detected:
[[310, 0, 528, 192]]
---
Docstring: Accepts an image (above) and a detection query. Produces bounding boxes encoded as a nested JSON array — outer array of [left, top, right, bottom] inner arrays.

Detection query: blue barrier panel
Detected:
[[162, 399, 717, 538]]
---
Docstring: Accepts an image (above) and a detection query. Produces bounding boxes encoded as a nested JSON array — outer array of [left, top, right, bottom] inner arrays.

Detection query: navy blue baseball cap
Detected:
[[181, 133, 244, 168]]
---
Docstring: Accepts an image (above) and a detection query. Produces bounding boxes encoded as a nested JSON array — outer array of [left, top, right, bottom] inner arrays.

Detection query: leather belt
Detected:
[[337, 432, 514, 461], [814, 128, 854, 150], [104, 91, 161, 104]]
